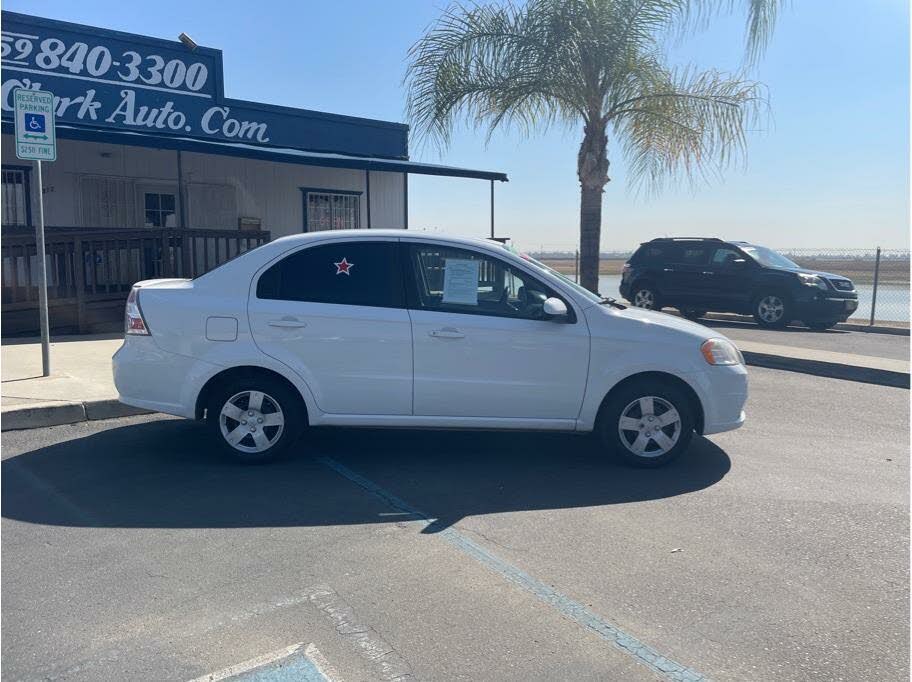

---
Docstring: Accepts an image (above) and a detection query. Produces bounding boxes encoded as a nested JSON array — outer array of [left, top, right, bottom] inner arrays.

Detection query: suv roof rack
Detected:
[[647, 237, 725, 242]]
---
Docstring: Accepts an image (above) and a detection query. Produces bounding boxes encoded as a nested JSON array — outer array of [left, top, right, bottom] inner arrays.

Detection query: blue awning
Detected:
[[1, 121, 508, 182]]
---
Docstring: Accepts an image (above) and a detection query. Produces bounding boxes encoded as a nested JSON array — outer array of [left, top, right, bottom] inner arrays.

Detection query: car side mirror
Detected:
[[543, 297, 568, 319]]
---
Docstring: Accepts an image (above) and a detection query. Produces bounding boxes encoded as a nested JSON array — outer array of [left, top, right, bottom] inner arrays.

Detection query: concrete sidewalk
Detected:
[[1, 334, 148, 431], [1, 330, 909, 432]]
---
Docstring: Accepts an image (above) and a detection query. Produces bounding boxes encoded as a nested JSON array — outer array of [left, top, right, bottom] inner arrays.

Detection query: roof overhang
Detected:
[[1, 121, 508, 182]]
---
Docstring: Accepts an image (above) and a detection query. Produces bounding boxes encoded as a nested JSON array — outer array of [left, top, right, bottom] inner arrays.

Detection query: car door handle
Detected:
[[429, 328, 465, 339], [702, 271, 714, 276], [663, 268, 675, 272], [268, 317, 307, 328]]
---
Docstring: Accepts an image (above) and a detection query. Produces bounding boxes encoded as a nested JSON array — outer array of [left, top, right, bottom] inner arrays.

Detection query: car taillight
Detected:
[[622, 263, 632, 280], [125, 287, 150, 335]]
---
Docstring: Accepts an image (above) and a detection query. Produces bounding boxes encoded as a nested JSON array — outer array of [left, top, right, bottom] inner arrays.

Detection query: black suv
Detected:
[[619, 238, 859, 329]]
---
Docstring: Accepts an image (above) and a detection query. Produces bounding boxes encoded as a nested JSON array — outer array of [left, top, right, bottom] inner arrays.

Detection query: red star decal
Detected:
[[334, 257, 354, 275]]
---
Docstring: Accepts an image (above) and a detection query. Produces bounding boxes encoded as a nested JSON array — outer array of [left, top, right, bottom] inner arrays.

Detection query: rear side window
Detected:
[[256, 241, 404, 308], [631, 244, 668, 264], [672, 246, 710, 266]]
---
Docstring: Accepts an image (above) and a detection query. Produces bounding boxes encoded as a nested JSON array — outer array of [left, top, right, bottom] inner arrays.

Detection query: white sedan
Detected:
[[113, 230, 747, 466]]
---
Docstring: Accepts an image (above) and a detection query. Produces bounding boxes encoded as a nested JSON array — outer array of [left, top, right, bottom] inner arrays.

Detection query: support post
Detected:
[[403, 172, 408, 229], [365, 170, 372, 229], [73, 237, 86, 333], [575, 249, 580, 284], [869, 246, 881, 326], [35, 160, 50, 376], [490, 180, 494, 239]]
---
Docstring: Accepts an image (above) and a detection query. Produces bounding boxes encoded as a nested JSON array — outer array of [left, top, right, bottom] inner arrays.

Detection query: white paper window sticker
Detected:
[[442, 258, 480, 305]]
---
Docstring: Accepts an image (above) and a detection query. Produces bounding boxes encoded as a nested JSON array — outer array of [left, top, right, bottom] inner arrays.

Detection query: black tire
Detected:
[[206, 373, 304, 463], [807, 320, 838, 331], [752, 292, 791, 329], [598, 378, 695, 468], [631, 283, 662, 311], [680, 308, 707, 321]]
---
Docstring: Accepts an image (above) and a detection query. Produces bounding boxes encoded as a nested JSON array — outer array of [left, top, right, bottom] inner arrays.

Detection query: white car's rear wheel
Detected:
[[599, 379, 695, 468], [207, 375, 303, 463]]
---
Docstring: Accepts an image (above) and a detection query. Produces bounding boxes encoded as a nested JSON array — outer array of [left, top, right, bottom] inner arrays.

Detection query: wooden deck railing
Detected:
[[1, 226, 271, 333]]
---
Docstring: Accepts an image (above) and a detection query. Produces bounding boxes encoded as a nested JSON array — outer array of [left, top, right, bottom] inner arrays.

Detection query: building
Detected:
[[1, 10, 507, 333]]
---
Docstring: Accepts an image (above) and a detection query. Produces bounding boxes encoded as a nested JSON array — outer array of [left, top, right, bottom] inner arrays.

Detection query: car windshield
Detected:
[[740, 245, 799, 269], [499, 244, 603, 304]]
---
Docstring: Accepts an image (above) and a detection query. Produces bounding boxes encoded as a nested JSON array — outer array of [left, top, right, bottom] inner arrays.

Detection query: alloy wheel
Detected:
[[219, 390, 285, 453], [617, 396, 682, 458], [633, 289, 656, 309], [757, 295, 785, 324]]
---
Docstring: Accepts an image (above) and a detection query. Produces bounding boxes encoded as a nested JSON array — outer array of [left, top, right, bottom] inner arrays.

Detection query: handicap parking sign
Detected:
[[25, 113, 46, 133]]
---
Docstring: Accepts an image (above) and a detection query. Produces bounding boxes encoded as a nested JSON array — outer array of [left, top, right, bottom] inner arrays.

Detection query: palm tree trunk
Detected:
[[577, 119, 609, 293]]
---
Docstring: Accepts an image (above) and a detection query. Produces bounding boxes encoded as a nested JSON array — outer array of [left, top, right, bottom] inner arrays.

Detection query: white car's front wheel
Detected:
[[207, 374, 303, 463], [599, 379, 695, 468]]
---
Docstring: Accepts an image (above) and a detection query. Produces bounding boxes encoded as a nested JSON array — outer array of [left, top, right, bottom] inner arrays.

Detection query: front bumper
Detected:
[[792, 289, 859, 322], [688, 363, 749, 435]]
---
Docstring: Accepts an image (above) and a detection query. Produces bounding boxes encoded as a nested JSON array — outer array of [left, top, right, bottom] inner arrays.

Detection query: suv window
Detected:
[[711, 247, 743, 267], [670, 245, 711, 266], [406, 244, 564, 321], [632, 244, 669, 264], [256, 241, 404, 308]]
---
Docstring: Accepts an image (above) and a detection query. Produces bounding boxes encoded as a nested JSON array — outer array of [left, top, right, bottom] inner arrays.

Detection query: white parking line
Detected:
[[188, 642, 337, 682]]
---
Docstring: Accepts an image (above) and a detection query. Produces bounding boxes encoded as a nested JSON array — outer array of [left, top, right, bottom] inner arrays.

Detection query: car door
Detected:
[[248, 239, 412, 415], [404, 242, 590, 420], [700, 246, 755, 311], [661, 244, 712, 305]]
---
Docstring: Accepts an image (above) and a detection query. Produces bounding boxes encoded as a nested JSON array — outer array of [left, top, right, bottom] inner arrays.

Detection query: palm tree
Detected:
[[406, 0, 779, 293]]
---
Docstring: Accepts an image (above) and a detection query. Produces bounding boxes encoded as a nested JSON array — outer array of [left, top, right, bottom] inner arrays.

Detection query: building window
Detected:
[[2, 167, 30, 227], [306, 191, 360, 231], [81, 176, 135, 227], [144, 192, 178, 227]]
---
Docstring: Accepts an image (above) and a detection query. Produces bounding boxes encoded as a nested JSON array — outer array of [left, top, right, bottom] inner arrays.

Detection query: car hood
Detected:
[[591, 303, 730, 344], [775, 266, 849, 281]]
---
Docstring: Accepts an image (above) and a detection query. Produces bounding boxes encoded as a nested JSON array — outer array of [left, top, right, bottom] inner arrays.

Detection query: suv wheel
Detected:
[[207, 374, 303, 463], [632, 285, 660, 310], [753, 293, 790, 328], [598, 379, 695, 468]]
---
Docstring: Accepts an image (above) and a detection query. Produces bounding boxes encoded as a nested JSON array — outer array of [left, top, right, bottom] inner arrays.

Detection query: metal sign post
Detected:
[[14, 89, 57, 377]]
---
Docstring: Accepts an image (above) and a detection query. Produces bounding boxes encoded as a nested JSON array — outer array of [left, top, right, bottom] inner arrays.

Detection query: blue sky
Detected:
[[8, 0, 909, 251]]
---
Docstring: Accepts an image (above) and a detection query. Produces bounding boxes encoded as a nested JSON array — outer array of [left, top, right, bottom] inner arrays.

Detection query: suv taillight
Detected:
[[125, 287, 150, 335]]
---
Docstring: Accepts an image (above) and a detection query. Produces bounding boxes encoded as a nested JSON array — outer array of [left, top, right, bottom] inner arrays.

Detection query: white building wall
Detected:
[[368, 171, 405, 229], [1, 134, 406, 237]]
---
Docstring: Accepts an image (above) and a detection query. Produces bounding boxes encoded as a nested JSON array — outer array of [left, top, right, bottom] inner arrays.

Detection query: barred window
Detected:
[[2, 167, 29, 227], [306, 192, 360, 231]]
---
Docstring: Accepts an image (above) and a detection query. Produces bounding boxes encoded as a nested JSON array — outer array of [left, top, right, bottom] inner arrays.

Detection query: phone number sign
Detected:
[[15, 88, 56, 160]]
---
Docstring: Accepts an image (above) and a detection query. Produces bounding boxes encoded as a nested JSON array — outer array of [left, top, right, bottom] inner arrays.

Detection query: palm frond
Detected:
[[610, 62, 768, 195]]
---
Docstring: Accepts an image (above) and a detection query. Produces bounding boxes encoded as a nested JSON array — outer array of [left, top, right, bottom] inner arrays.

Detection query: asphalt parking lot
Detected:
[[2, 367, 909, 681]]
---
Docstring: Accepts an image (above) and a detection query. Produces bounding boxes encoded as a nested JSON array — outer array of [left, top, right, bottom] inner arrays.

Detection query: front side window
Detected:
[[711, 247, 744, 267], [257, 241, 403, 308], [306, 192, 360, 231], [741, 245, 799, 269], [407, 244, 564, 320]]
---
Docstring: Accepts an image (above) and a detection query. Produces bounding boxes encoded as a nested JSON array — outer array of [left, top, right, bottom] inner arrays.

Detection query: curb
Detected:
[[687, 311, 910, 336], [742, 351, 910, 389], [1, 399, 151, 432]]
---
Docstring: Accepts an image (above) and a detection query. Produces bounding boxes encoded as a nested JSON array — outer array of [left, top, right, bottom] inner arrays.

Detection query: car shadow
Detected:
[[2, 418, 731, 532]]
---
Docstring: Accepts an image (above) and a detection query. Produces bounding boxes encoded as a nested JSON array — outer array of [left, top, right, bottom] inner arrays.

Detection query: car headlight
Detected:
[[701, 338, 744, 366], [797, 273, 828, 290]]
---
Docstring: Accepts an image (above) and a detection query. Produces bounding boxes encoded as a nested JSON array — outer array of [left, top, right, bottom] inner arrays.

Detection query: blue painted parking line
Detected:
[[190, 643, 334, 682], [317, 455, 708, 682]]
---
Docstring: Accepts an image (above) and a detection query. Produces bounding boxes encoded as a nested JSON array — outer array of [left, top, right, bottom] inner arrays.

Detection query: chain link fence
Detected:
[[519, 244, 909, 327]]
